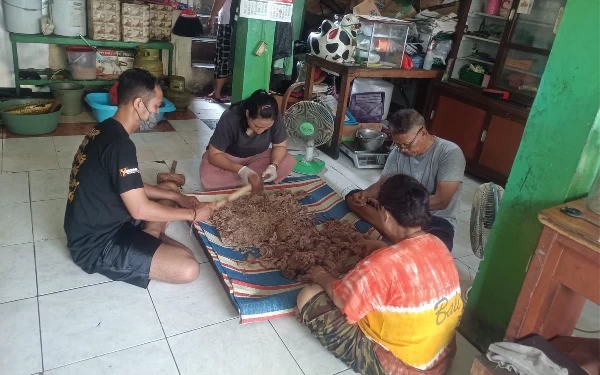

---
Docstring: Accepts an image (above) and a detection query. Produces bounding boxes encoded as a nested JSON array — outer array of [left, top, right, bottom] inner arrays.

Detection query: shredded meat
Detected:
[[210, 190, 368, 279]]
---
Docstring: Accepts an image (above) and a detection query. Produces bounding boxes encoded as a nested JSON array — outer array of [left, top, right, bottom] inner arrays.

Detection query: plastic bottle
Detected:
[[423, 42, 434, 70]]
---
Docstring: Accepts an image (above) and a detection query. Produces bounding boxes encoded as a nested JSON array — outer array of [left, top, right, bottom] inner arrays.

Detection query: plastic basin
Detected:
[[85, 93, 176, 123], [0, 99, 63, 135]]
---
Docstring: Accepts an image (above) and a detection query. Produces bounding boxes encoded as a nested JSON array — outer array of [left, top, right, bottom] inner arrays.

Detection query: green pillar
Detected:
[[231, 18, 276, 101], [460, 0, 600, 351]]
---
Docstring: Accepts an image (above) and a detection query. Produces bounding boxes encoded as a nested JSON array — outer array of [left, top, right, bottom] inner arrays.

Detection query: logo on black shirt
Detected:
[[68, 129, 100, 202], [119, 167, 140, 177]]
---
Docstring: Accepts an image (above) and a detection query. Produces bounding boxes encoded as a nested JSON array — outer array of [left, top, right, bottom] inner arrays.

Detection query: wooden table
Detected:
[[302, 54, 443, 159], [505, 198, 600, 341]]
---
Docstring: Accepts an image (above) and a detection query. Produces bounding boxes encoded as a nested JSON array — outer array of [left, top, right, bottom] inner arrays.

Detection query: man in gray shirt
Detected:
[[346, 109, 465, 251]]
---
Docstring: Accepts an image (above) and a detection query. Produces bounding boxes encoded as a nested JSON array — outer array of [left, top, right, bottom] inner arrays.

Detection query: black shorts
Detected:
[[345, 189, 455, 251], [91, 221, 161, 288]]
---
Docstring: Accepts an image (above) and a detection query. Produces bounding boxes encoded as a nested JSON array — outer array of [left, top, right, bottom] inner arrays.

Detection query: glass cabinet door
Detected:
[[510, 0, 566, 51], [496, 0, 566, 101]]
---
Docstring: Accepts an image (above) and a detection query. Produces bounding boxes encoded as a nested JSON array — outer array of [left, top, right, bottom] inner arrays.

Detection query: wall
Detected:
[[0, 1, 49, 89]]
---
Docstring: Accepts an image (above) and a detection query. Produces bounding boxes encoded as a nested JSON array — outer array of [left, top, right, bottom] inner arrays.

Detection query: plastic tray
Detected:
[[85, 93, 176, 123]]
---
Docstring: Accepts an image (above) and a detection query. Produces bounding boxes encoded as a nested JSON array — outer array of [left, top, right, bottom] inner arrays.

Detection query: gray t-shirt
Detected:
[[209, 106, 287, 158], [382, 137, 466, 229]]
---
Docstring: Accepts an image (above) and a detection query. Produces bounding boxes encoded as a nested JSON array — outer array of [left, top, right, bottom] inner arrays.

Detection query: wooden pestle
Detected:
[[215, 184, 253, 208], [157, 160, 186, 187]]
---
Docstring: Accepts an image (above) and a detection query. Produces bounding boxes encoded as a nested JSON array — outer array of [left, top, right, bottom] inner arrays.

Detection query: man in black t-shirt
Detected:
[[64, 69, 216, 288]]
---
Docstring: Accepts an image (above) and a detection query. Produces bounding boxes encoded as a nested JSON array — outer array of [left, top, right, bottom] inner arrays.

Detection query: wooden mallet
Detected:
[[157, 161, 186, 187]]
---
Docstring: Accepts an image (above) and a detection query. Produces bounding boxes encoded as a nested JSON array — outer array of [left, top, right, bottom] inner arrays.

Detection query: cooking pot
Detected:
[[356, 128, 387, 151]]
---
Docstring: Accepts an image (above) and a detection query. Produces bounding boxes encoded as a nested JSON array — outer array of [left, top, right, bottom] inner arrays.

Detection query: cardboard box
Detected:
[[342, 122, 384, 140], [122, 2, 150, 43], [87, 0, 121, 41], [353, 0, 381, 17], [420, 0, 460, 15], [96, 49, 135, 78], [149, 3, 172, 41]]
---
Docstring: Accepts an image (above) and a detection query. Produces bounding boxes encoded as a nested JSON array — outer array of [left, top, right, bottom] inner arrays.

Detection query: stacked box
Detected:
[[87, 0, 121, 41], [96, 49, 136, 79], [149, 3, 173, 41], [122, 2, 150, 43]]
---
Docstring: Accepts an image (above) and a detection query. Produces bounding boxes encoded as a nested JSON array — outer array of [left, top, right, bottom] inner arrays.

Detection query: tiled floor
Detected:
[[1, 99, 597, 375]]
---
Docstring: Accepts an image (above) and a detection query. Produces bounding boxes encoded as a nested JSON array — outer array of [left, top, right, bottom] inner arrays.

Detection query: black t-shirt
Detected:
[[64, 118, 144, 268], [209, 105, 287, 158]]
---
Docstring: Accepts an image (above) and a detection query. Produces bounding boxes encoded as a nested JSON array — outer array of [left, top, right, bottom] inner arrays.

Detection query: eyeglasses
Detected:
[[395, 127, 423, 151]]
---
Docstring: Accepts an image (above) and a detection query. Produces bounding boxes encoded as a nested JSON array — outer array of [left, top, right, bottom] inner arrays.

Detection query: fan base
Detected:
[[293, 155, 325, 174]]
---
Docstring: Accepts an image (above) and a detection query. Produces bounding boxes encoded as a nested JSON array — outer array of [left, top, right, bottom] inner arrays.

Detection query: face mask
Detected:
[[137, 101, 160, 131]]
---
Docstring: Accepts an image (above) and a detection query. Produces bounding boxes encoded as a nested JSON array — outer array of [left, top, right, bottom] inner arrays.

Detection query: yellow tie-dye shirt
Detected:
[[333, 234, 463, 373]]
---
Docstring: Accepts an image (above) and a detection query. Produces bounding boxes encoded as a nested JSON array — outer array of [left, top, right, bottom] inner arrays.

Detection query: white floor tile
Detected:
[[447, 333, 481, 375], [165, 158, 202, 187], [136, 145, 159, 162], [45, 340, 179, 375], [129, 133, 148, 147], [0, 202, 33, 246], [165, 220, 209, 263], [335, 370, 356, 374], [459, 255, 482, 273], [2, 151, 60, 172], [29, 169, 71, 202], [189, 100, 227, 113], [141, 133, 198, 160], [32, 199, 67, 242], [35, 238, 110, 295], [181, 184, 204, 194], [193, 109, 225, 120], [169, 119, 210, 132], [138, 161, 170, 184], [39, 282, 164, 369], [53, 136, 85, 154], [149, 264, 238, 336], [0, 298, 42, 375], [0, 172, 29, 205], [178, 130, 212, 155], [169, 319, 303, 375], [57, 151, 74, 169], [3, 137, 56, 154], [0, 243, 37, 303], [141, 132, 187, 147], [454, 258, 474, 282], [271, 316, 348, 375], [574, 300, 600, 339]]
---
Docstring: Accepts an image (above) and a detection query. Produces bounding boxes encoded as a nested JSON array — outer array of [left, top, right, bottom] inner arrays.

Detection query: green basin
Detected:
[[0, 99, 63, 135]]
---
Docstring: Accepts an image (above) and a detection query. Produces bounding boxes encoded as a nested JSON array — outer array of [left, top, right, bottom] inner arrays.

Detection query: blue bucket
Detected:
[[85, 93, 176, 123]]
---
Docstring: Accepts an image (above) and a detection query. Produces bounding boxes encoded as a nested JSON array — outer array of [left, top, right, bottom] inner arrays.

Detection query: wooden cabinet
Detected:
[[479, 115, 524, 177], [429, 95, 487, 160], [425, 82, 528, 184]]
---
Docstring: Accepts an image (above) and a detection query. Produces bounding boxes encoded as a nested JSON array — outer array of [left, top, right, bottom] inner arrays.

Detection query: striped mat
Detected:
[[189, 175, 380, 323]]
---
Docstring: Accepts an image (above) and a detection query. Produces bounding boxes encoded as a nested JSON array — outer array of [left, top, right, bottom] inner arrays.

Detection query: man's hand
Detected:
[[194, 202, 217, 222], [349, 191, 369, 206], [177, 195, 200, 209]]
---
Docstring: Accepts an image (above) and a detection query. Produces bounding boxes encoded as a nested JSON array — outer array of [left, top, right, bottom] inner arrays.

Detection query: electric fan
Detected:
[[463, 182, 504, 304], [470, 182, 504, 259], [285, 101, 334, 174]]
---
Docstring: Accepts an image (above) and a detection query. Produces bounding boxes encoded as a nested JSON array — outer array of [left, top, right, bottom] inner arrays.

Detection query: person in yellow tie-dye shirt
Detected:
[[297, 174, 463, 375]]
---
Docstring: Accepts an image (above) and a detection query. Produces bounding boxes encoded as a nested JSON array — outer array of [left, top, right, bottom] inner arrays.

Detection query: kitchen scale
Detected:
[[340, 140, 392, 169]]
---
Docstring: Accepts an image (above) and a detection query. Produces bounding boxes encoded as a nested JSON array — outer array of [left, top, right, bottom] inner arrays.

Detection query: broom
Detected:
[[172, 0, 204, 37]]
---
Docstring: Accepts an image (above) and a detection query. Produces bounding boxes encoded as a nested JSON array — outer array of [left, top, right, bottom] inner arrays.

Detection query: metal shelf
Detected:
[[9, 33, 173, 50], [9, 33, 174, 96], [463, 34, 501, 44], [458, 56, 496, 66], [19, 79, 116, 86], [503, 66, 542, 78], [468, 12, 507, 21]]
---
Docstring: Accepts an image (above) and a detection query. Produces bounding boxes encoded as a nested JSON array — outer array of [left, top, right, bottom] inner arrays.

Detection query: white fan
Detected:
[[470, 182, 504, 259], [285, 101, 334, 174]]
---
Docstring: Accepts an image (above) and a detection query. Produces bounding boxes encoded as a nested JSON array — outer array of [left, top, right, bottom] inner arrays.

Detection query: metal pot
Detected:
[[356, 128, 387, 151]]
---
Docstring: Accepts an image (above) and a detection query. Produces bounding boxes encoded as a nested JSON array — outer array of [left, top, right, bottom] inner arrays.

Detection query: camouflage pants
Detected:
[[300, 292, 388, 375]]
